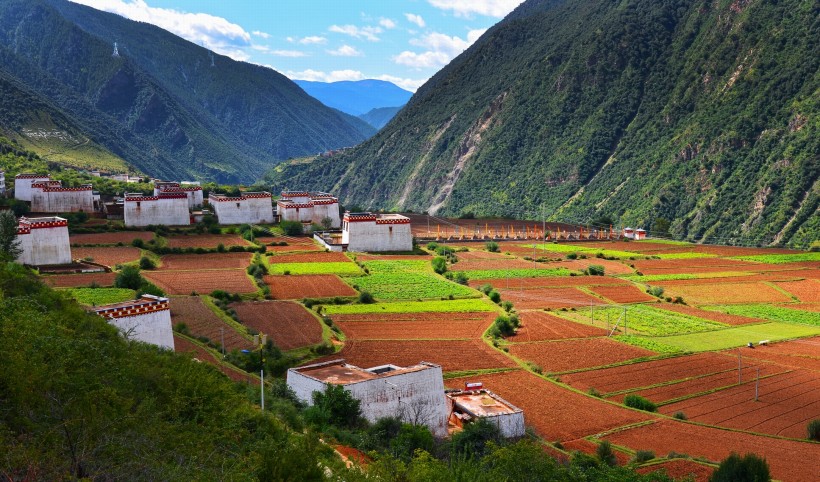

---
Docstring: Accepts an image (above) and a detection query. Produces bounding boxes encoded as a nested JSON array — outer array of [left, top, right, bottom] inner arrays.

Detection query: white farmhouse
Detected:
[[14, 173, 51, 201], [447, 389, 525, 438], [92, 294, 174, 349], [209, 192, 274, 225], [277, 191, 341, 228], [288, 359, 450, 437], [124, 192, 190, 227], [30, 181, 96, 213], [0, 171, 5, 195], [154, 181, 204, 209], [342, 212, 413, 252], [16, 216, 72, 266]]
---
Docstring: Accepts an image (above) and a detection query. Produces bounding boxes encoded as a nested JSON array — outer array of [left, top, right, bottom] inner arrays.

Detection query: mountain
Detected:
[[358, 106, 403, 130], [0, 0, 374, 183], [294, 79, 413, 117], [267, 0, 819, 248]]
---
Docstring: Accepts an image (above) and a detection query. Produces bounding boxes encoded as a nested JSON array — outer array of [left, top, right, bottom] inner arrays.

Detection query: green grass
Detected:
[[653, 252, 717, 260], [464, 267, 575, 280], [564, 305, 727, 336], [362, 260, 430, 273], [648, 322, 820, 352], [351, 273, 477, 301], [268, 262, 362, 276], [322, 298, 496, 314], [731, 252, 820, 264], [704, 304, 820, 326], [531, 243, 640, 259], [614, 335, 683, 353], [64, 288, 136, 306], [622, 272, 755, 282]]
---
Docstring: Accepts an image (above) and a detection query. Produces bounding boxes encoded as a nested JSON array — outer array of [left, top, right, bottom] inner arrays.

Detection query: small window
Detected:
[[236, 202, 240, 208], [389, 226, 393, 234], [136, 202, 141, 208]]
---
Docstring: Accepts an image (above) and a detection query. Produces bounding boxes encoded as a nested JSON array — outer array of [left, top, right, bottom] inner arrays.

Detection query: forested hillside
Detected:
[[0, 0, 373, 183], [268, 0, 819, 248]]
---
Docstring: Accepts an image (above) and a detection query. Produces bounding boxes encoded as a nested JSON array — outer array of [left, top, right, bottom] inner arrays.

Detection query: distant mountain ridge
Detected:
[[0, 0, 374, 182], [358, 106, 403, 130], [267, 0, 819, 248], [294, 79, 412, 126]]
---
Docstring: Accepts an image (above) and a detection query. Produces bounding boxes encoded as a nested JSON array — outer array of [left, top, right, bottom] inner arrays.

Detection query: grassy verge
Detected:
[[322, 298, 497, 314], [64, 287, 136, 306]]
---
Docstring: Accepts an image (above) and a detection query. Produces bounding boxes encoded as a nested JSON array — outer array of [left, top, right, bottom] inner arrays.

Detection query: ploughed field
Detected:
[[62, 226, 820, 478]]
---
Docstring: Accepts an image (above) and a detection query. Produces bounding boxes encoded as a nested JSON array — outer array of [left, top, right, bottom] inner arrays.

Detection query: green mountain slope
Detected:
[[0, 0, 373, 183], [359, 106, 404, 130], [267, 0, 819, 247]]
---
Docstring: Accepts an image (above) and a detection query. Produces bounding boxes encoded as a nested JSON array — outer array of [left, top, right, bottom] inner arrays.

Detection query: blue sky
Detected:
[[70, 0, 525, 91]]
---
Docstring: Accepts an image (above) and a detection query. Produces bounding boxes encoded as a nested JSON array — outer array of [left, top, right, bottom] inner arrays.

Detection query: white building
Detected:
[[92, 294, 174, 349], [154, 181, 203, 209], [342, 212, 413, 252], [124, 192, 190, 227], [209, 192, 274, 225], [277, 191, 341, 228], [623, 227, 647, 240], [0, 171, 5, 195], [30, 181, 96, 213], [14, 174, 51, 201], [288, 359, 450, 437], [16, 216, 72, 266], [447, 388, 525, 438]]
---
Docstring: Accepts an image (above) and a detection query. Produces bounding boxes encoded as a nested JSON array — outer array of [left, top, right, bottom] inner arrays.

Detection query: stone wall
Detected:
[[124, 194, 190, 227]]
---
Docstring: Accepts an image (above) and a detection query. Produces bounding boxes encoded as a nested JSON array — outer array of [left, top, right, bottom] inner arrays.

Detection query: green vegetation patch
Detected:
[[655, 322, 820, 352], [64, 287, 136, 306], [531, 243, 640, 259], [351, 273, 476, 301], [362, 260, 430, 273], [323, 298, 496, 314], [465, 267, 575, 280], [635, 239, 692, 246], [564, 305, 727, 336], [622, 272, 755, 282], [731, 252, 820, 264], [268, 262, 362, 276], [704, 304, 820, 326], [653, 252, 717, 260], [615, 335, 685, 354]]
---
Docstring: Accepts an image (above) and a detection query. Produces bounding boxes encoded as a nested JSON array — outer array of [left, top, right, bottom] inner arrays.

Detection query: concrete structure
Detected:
[[209, 192, 274, 225], [277, 191, 341, 228], [124, 192, 190, 227], [342, 212, 413, 252], [14, 174, 51, 202], [288, 359, 450, 437], [30, 181, 95, 213], [447, 388, 525, 438], [16, 216, 72, 266], [92, 295, 174, 350], [154, 181, 203, 209]]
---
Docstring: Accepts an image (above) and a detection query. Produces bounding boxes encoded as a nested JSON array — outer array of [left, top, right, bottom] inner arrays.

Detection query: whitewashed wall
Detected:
[[31, 188, 95, 213], [17, 220, 72, 266], [344, 221, 413, 252], [106, 309, 175, 349], [124, 197, 190, 227], [211, 195, 273, 224], [14, 175, 50, 201]]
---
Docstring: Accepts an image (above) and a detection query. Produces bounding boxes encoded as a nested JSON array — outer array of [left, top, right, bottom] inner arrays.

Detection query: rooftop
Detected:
[[448, 390, 523, 417], [294, 359, 437, 385]]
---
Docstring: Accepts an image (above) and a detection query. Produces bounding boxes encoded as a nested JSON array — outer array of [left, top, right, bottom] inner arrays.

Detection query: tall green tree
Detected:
[[0, 211, 21, 262]]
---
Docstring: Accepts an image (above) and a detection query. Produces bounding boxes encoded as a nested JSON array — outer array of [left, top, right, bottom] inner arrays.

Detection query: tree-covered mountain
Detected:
[[267, 0, 819, 248], [294, 79, 413, 117], [359, 106, 404, 130], [0, 0, 374, 183]]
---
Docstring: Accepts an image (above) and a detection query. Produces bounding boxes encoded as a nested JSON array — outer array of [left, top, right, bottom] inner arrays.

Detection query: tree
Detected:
[[391, 424, 434, 461], [115, 266, 143, 290], [485, 241, 499, 252], [0, 211, 21, 262], [709, 453, 771, 482], [596, 440, 617, 466], [431, 256, 447, 274], [320, 216, 333, 230], [280, 221, 304, 236], [451, 418, 503, 458], [807, 419, 820, 441], [653, 218, 671, 237], [309, 383, 362, 429]]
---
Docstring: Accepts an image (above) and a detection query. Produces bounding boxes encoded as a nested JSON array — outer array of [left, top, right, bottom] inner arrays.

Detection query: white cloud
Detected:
[[252, 30, 270, 39], [327, 45, 362, 57], [395, 29, 486, 69], [69, 0, 252, 60], [427, 0, 524, 18], [404, 13, 425, 28], [329, 24, 382, 42], [299, 35, 327, 45], [270, 49, 307, 58], [379, 18, 396, 29], [286, 70, 426, 92]]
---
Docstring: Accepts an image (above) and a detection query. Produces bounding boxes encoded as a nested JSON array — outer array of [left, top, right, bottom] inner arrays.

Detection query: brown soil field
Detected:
[[636, 459, 714, 482], [582, 241, 681, 253], [630, 258, 766, 271], [165, 234, 251, 248], [654, 304, 765, 325], [561, 352, 742, 394], [255, 236, 316, 245], [507, 311, 609, 342], [43, 272, 117, 287], [589, 285, 656, 304], [267, 252, 351, 263], [264, 274, 358, 299], [450, 258, 538, 271], [469, 276, 629, 289], [324, 340, 516, 372], [656, 272, 811, 286], [169, 296, 253, 351], [735, 338, 820, 372], [497, 287, 605, 309], [682, 246, 797, 256], [331, 311, 496, 323], [265, 244, 324, 253], [775, 279, 820, 302], [70, 231, 154, 245], [144, 270, 257, 295], [173, 334, 257, 385], [788, 303, 820, 312], [157, 252, 253, 270], [355, 253, 431, 261], [603, 420, 820, 482], [455, 251, 517, 261], [73, 246, 141, 266], [663, 282, 792, 305], [509, 338, 654, 373], [445, 370, 653, 442], [334, 315, 494, 340], [231, 301, 322, 351], [660, 370, 820, 439]]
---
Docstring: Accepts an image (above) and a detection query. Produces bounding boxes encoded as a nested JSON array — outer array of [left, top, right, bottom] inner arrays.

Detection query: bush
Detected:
[[485, 241, 499, 252], [624, 394, 657, 412], [588, 387, 602, 398], [479, 284, 493, 295], [633, 450, 655, 463], [426, 242, 439, 251], [596, 440, 617, 466], [648, 286, 665, 298], [566, 252, 578, 260], [451, 418, 502, 458], [586, 264, 605, 276], [431, 256, 447, 274], [493, 315, 516, 337], [453, 271, 469, 285], [139, 256, 156, 270], [131, 238, 145, 248], [808, 419, 820, 441], [115, 266, 143, 290], [358, 291, 375, 304], [488, 290, 501, 303], [502, 300, 514, 312], [709, 453, 771, 482], [305, 383, 363, 429], [673, 411, 687, 420], [280, 221, 304, 236]]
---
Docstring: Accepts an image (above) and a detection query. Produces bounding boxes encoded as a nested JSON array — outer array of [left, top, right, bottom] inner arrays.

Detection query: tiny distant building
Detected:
[[124, 192, 190, 227], [277, 191, 341, 228], [30, 180, 95, 213], [635, 228, 647, 240], [14, 173, 51, 202], [342, 212, 412, 252], [623, 227, 647, 240], [92, 294, 174, 350], [447, 388, 525, 438], [16, 216, 72, 266], [287, 359, 450, 437], [154, 181, 203, 209], [209, 192, 274, 225]]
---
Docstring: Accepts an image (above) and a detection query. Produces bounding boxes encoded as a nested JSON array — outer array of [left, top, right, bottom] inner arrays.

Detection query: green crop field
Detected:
[[564, 305, 727, 336], [531, 243, 640, 259], [653, 252, 717, 260], [731, 252, 820, 264], [636, 239, 692, 246], [614, 335, 683, 354], [464, 267, 575, 280], [622, 272, 755, 282], [704, 304, 820, 326], [268, 262, 362, 276], [361, 260, 430, 273], [64, 288, 136, 306], [642, 322, 820, 352], [352, 259, 478, 300], [322, 298, 496, 315]]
